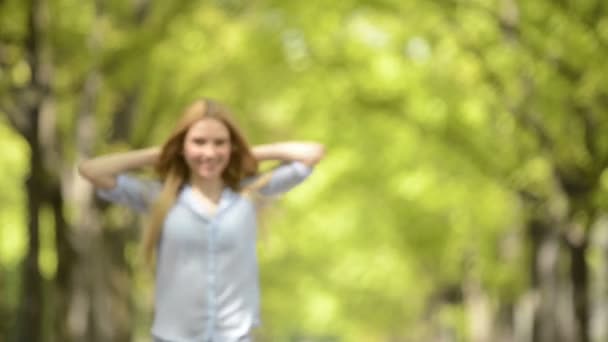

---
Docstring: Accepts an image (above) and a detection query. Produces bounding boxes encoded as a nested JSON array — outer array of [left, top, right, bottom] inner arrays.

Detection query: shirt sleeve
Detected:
[[245, 161, 313, 196], [96, 174, 162, 212]]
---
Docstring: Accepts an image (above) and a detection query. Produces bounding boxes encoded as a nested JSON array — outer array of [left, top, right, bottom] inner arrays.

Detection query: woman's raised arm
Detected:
[[78, 147, 160, 189], [251, 141, 325, 166]]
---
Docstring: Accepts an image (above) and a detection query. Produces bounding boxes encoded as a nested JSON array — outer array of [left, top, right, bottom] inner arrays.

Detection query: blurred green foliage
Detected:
[[1, 0, 607, 341]]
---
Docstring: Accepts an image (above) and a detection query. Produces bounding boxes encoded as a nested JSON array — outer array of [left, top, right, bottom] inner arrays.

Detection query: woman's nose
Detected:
[[201, 145, 218, 156]]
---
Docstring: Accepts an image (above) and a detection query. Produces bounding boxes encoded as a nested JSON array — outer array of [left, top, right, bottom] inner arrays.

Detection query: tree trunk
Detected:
[[528, 218, 560, 342], [567, 228, 589, 342], [51, 182, 75, 342], [464, 277, 492, 342], [14, 0, 52, 340], [65, 11, 136, 338], [15, 110, 43, 342], [590, 215, 608, 342], [514, 291, 537, 342]]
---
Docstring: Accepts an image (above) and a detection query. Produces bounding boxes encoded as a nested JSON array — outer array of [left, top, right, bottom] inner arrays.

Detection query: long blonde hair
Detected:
[[142, 98, 270, 264]]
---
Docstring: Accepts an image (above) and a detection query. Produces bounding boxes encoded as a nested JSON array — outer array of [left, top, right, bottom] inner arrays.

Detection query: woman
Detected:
[[78, 98, 325, 342]]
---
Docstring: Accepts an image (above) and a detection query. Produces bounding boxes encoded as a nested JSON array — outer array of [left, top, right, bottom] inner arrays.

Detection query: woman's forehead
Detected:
[[186, 118, 230, 137]]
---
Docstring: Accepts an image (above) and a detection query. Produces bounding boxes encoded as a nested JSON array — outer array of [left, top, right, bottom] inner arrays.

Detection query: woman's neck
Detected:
[[188, 176, 225, 203]]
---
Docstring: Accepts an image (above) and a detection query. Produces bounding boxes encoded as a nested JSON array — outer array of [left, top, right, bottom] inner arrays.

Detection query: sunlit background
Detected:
[[1, 0, 608, 341]]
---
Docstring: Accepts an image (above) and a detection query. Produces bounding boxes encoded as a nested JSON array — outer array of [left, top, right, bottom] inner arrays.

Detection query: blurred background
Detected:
[[1, 0, 607, 341]]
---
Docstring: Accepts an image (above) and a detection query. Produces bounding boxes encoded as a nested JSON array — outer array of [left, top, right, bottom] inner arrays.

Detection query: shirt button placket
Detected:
[[207, 219, 217, 341]]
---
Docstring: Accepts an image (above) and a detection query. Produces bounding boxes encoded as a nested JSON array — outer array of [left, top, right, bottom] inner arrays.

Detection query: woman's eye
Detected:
[[193, 139, 206, 145]]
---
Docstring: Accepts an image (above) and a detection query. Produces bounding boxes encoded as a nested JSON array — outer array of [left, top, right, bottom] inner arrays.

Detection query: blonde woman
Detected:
[[78, 99, 325, 342]]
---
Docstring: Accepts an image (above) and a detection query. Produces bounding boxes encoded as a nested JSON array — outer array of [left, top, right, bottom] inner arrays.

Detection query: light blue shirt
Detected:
[[96, 162, 313, 342]]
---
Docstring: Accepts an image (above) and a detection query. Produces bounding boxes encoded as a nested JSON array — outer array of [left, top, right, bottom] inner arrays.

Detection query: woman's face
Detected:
[[182, 118, 232, 181]]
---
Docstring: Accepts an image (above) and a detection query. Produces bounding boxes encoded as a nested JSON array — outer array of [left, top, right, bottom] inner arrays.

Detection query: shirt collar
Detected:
[[178, 185, 239, 221]]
